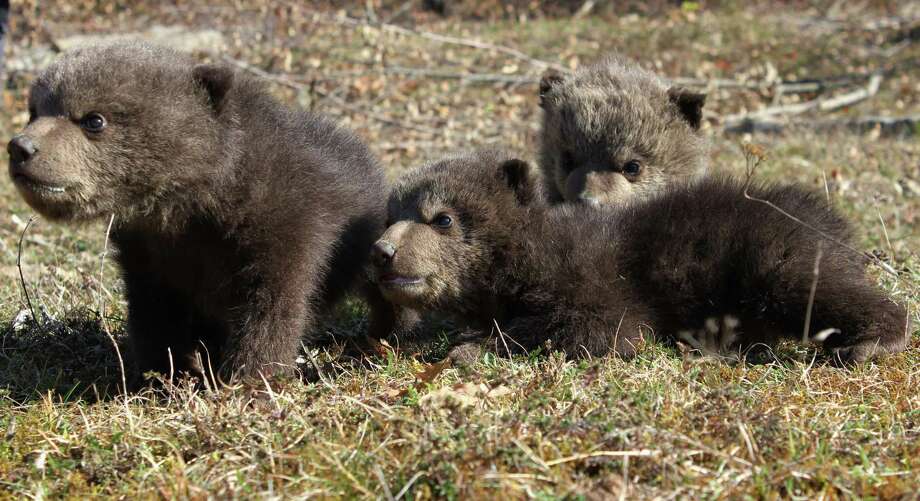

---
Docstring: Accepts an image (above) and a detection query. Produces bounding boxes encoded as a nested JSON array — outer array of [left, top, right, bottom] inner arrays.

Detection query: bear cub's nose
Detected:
[[8, 135, 38, 165], [372, 240, 397, 267]]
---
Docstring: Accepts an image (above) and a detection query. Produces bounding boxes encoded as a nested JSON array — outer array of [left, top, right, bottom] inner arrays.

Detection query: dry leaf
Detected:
[[415, 357, 451, 385], [383, 358, 452, 400]]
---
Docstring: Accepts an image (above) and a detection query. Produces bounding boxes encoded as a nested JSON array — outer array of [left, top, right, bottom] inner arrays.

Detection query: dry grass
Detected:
[[1, 1, 918, 498]]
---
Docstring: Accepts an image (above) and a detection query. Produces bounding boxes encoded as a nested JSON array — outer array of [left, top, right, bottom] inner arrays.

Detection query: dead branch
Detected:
[[378, 66, 535, 85], [671, 77, 849, 94], [221, 55, 440, 134], [724, 113, 920, 136], [722, 73, 883, 128], [298, 5, 568, 73]]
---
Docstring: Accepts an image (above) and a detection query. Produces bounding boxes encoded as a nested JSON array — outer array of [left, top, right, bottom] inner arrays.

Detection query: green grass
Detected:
[[1, 1, 918, 498]]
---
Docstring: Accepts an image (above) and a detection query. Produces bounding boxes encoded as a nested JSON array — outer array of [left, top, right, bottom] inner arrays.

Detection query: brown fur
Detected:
[[370, 150, 909, 364], [6, 42, 394, 381], [538, 56, 708, 206]]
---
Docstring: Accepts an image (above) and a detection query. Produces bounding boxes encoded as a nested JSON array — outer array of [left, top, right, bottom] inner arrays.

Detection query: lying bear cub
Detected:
[[369, 150, 908, 364], [7, 42, 395, 382]]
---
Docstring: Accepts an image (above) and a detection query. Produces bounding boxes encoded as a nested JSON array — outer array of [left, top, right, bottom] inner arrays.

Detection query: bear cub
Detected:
[[538, 56, 708, 207], [370, 150, 909, 364], [7, 42, 394, 381]]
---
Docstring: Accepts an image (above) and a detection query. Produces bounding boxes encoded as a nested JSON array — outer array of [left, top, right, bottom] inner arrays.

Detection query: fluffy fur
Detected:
[[7, 42, 394, 380], [370, 150, 909, 364], [538, 56, 708, 206]]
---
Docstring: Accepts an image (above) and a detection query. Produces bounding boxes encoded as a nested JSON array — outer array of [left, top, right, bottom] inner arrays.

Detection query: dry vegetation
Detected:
[[1, 1, 919, 498]]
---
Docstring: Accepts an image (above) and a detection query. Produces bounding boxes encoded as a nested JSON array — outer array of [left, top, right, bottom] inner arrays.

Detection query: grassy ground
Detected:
[[1, 1, 919, 498]]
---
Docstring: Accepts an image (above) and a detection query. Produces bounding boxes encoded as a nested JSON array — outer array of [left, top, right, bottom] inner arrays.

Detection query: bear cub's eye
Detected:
[[433, 214, 453, 229], [80, 113, 107, 133], [623, 160, 642, 176]]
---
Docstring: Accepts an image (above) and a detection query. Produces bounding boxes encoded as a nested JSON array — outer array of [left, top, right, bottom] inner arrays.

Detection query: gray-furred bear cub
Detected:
[[6, 42, 395, 381], [369, 150, 909, 364], [538, 56, 708, 206]]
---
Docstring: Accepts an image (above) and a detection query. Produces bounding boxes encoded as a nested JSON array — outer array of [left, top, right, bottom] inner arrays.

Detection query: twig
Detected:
[[380, 66, 536, 85], [313, 66, 884, 94], [199, 340, 220, 391], [220, 55, 439, 134], [394, 471, 424, 500], [802, 241, 824, 343], [98, 214, 129, 400], [573, 0, 597, 19], [382, 1, 413, 24], [494, 319, 513, 358], [741, 146, 903, 282], [315, 9, 567, 72], [97, 214, 116, 317], [737, 421, 759, 463], [258, 370, 280, 411], [493, 319, 527, 357], [671, 75, 855, 94], [724, 113, 920, 136], [372, 464, 395, 501], [611, 307, 627, 359], [16, 216, 39, 325], [723, 73, 883, 128], [875, 204, 893, 256], [544, 449, 659, 467]]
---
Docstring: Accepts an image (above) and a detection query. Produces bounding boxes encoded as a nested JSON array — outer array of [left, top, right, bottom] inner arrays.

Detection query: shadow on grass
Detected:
[[0, 308, 130, 403], [0, 301, 852, 404]]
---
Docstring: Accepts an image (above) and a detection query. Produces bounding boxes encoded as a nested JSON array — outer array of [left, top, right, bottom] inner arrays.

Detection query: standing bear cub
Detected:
[[370, 150, 908, 364], [538, 56, 708, 206], [7, 42, 394, 381]]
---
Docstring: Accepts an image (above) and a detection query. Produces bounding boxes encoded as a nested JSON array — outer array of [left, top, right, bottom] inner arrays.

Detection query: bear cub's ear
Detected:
[[539, 69, 566, 108], [499, 158, 538, 205], [667, 86, 706, 129], [193, 64, 235, 112]]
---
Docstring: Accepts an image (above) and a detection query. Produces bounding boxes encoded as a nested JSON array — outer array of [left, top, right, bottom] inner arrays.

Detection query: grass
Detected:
[[1, 1, 919, 498]]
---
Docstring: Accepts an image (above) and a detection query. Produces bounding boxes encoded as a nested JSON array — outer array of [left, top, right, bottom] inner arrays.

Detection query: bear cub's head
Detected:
[[538, 56, 708, 207], [7, 42, 236, 224], [369, 150, 539, 310]]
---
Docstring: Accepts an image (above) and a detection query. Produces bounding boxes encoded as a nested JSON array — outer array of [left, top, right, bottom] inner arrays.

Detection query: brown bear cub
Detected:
[[7, 42, 395, 381], [370, 150, 908, 364], [538, 56, 708, 206]]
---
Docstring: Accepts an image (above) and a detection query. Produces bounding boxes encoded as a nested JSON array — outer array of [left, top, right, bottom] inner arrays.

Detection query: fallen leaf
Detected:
[[383, 358, 452, 400], [415, 357, 451, 385]]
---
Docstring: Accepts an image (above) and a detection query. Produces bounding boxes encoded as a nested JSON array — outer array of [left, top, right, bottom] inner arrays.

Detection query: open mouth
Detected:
[[379, 273, 424, 288], [12, 173, 67, 194]]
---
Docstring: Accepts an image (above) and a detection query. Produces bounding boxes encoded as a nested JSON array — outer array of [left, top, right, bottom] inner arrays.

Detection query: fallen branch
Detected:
[[724, 113, 920, 136], [722, 73, 883, 128], [297, 5, 568, 72], [221, 55, 439, 134], [335, 65, 899, 95], [378, 66, 535, 85]]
